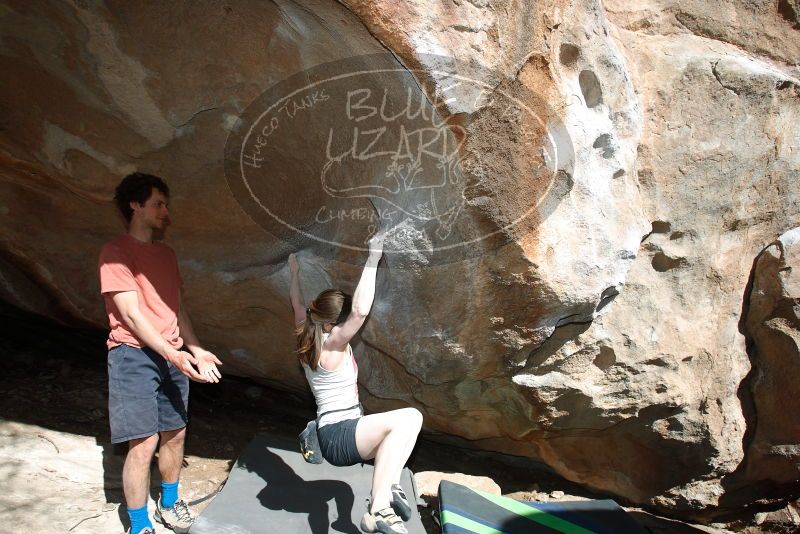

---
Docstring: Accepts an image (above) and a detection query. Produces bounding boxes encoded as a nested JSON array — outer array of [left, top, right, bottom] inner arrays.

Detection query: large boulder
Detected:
[[0, 0, 798, 520]]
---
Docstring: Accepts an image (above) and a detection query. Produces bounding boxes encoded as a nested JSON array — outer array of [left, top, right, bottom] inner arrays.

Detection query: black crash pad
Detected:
[[191, 433, 425, 534]]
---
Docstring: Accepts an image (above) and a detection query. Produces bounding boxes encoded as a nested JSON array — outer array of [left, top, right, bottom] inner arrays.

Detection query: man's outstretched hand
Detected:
[[164, 346, 220, 383], [164, 347, 205, 382], [194, 349, 223, 384]]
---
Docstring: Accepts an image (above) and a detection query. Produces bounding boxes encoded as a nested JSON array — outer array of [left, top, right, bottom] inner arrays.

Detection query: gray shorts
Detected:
[[108, 343, 189, 444], [317, 417, 363, 466]]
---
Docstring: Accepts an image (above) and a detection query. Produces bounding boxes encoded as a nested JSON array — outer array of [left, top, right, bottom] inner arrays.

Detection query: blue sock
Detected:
[[161, 480, 179, 508], [127, 504, 152, 533]]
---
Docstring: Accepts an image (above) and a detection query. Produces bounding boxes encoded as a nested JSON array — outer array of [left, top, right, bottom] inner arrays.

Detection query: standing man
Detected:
[[99, 172, 222, 534]]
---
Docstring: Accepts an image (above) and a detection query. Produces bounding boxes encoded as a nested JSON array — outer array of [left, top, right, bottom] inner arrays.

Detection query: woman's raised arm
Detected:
[[288, 253, 306, 327], [325, 233, 384, 350]]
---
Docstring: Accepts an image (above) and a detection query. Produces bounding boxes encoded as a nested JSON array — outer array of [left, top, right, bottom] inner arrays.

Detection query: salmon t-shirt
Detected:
[[98, 234, 183, 350]]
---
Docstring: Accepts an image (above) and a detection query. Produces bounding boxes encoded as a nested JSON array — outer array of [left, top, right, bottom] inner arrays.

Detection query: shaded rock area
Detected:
[[1, 303, 760, 534], [0, 0, 799, 523]]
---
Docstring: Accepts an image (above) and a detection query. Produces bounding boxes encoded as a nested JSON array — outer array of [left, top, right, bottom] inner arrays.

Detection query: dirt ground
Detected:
[[0, 309, 792, 533]]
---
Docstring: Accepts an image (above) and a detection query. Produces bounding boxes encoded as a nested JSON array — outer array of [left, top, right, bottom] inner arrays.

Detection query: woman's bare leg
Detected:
[[355, 408, 423, 513], [391, 414, 422, 484]]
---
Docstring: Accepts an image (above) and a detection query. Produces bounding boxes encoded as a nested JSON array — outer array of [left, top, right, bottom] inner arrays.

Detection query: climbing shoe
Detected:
[[390, 483, 412, 521]]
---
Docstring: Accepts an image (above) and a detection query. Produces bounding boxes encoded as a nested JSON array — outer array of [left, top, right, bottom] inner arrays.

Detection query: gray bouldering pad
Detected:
[[191, 433, 425, 534]]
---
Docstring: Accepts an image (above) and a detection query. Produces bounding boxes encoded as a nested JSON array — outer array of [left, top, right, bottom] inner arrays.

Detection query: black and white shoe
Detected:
[[390, 484, 413, 521], [360, 506, 408, 534]]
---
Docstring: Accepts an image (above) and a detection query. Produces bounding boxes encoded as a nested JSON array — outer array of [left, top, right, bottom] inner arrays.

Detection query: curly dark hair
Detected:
[[113, 172, 169, 223]]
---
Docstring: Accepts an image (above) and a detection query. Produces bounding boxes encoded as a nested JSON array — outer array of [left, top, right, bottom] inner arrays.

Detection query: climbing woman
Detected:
[[288, 234, 423, 534]]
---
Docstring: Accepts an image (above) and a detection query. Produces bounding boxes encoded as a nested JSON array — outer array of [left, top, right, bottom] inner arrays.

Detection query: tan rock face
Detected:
[[414, 471, 501, 497], [0, 0, 798, 520], [744, 229, 800, 486]]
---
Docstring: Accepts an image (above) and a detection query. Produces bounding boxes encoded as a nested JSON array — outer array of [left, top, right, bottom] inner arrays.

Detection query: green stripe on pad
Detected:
[[440, 510, 510, 534], [473, 489, 598, 534]]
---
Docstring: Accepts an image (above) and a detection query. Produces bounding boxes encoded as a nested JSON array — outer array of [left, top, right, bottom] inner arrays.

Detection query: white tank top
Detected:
[[302, 333, 361, 427]]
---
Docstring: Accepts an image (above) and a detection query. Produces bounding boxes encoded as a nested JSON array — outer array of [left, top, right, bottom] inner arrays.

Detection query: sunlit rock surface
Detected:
[[0, 0, 798, 519]]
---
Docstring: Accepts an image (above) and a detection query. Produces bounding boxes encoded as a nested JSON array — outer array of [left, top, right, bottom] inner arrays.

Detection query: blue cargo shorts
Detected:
[[107, 343, 189, 444]]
